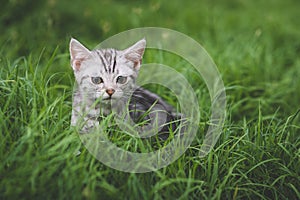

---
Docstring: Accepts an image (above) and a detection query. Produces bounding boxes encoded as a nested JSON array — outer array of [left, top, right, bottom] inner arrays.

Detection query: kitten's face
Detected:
[[70, 38, 146, 103]]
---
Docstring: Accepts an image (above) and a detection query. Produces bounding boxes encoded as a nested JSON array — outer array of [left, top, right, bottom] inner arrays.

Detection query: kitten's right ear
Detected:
[[123, 38, 146, 70], [69, 38, 91, 71]]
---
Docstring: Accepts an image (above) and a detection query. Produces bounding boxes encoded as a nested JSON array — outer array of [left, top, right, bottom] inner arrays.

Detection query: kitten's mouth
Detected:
[[102, 97, 116, 101], [96, 95, 119, 103]]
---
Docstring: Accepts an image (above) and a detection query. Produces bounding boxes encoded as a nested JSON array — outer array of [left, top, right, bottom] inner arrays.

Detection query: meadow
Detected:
[[0, 0, 299, 199]]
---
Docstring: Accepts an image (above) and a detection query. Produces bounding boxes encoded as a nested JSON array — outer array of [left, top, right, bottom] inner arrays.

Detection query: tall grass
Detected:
[[1, 0, 300, 199]]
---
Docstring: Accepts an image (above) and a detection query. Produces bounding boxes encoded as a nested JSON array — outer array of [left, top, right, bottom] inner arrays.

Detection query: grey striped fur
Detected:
[[70, 38, 183, 139]]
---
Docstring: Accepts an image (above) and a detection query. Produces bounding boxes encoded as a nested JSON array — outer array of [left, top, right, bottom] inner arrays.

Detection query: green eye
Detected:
[[91, 77, 103, 84], [116, 76, 127, 84]]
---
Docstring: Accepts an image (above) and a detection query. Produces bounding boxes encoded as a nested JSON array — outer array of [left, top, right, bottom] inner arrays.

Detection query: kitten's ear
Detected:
[[124, 38, 146, 70], [69, 38, 91, 71]]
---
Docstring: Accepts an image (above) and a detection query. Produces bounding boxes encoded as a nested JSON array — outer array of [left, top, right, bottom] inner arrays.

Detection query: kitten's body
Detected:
[[70, 39, 183, 139]]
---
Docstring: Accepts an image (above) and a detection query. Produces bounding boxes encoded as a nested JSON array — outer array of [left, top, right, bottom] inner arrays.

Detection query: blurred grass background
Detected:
[[0, 0, 299, 199]]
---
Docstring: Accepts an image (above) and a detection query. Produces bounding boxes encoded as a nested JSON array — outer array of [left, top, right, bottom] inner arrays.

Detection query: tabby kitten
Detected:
[[70, 38, 183, 139]]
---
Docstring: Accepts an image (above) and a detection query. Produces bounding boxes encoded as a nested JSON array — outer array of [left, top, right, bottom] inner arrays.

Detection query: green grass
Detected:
[[1, 0, 300, 199]]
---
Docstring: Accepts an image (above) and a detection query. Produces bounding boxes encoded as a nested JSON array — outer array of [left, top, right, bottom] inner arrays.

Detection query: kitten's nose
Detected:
[[106, 88, 115, 96]]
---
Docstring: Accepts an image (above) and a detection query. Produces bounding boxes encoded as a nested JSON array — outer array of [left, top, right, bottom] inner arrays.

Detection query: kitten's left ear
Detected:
[[124, 38, 146, 70], [69, 38, 91, 71]]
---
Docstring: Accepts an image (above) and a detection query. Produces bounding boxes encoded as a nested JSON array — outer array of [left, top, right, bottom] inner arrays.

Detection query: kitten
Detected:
[[70, 38, 184, 139]]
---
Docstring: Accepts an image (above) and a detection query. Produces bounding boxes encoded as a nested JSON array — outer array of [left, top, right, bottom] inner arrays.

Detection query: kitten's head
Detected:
[[70, 38, 146, 103]]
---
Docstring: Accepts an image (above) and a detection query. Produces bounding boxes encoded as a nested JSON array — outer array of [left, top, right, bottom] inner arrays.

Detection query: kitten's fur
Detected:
[[70, 38, 183, 139]]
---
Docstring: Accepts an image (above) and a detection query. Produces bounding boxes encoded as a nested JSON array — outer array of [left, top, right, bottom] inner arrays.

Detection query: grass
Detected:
[[1, 0, 300, 199]]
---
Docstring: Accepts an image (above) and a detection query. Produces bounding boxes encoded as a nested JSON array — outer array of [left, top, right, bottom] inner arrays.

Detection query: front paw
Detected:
[[80, 119, 99, 134]]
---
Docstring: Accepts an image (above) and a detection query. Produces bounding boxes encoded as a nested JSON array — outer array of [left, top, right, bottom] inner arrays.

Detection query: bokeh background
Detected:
[[1, 0, 299, 199]]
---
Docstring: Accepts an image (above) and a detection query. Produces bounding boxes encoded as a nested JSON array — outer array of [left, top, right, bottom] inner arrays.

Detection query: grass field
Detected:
[[1, 0, 299, 199]]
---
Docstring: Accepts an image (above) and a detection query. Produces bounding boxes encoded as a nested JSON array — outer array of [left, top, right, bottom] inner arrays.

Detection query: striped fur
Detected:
[[70, 38, 183, 139]]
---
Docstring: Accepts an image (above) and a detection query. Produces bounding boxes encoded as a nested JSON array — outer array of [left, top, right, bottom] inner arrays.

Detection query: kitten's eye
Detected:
[[116, 76, 127, 84], [91, 77, 103, 84]]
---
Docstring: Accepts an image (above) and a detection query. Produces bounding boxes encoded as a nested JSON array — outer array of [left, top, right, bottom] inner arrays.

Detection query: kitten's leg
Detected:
[[81, 117, 99, 133], [71, 104, 100, 134], [71, 109, 99, 157]]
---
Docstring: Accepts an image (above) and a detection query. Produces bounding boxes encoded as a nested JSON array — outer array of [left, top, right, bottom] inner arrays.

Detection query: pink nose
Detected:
[[106, 88, 115, 96]]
